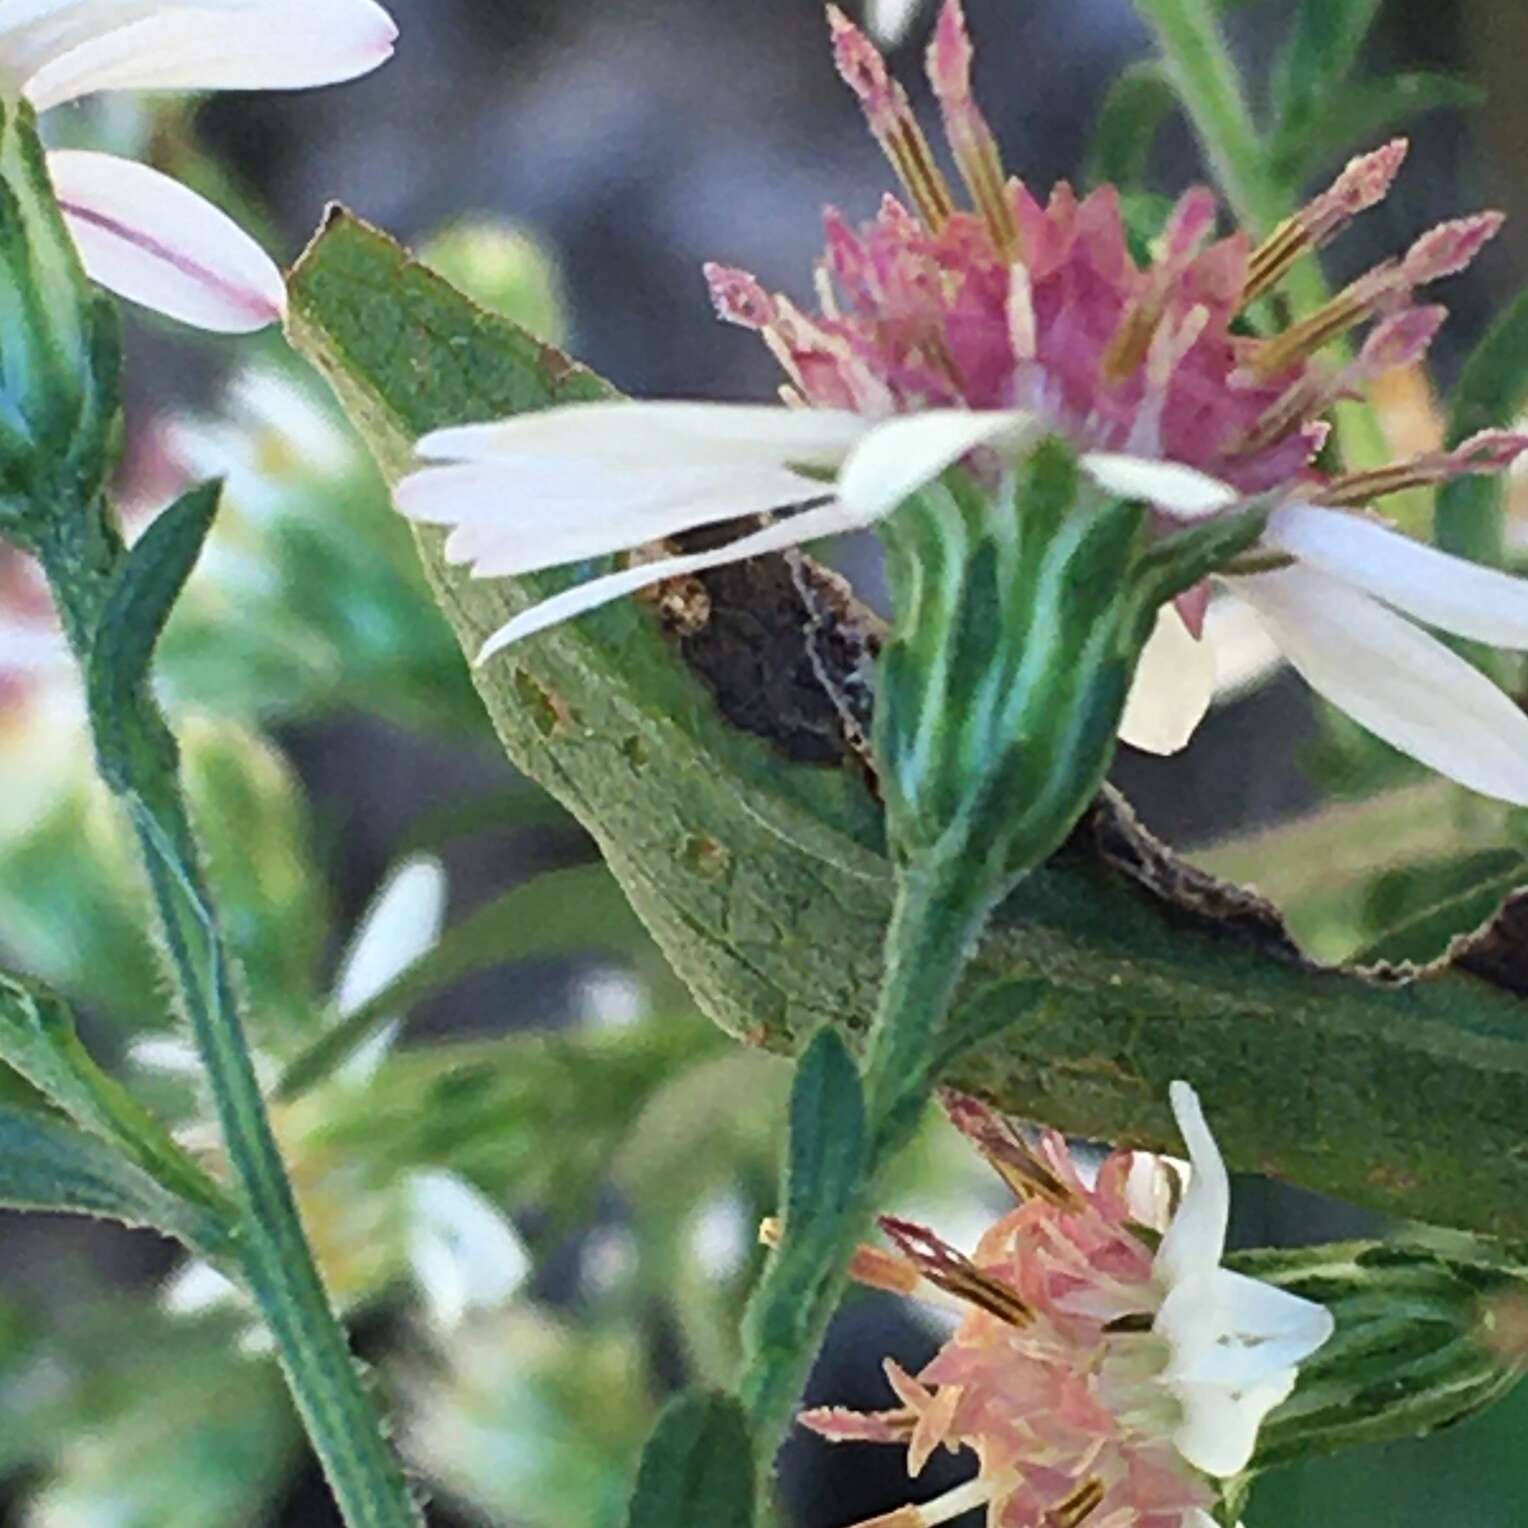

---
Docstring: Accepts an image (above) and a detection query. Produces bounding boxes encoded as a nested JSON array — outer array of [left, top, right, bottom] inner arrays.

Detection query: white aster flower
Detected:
[[802, 1081, 1333, 1525], [3, 0, 397, 331], [398, 398, 1528, 807], [1147, 1081, 1336, 1477]]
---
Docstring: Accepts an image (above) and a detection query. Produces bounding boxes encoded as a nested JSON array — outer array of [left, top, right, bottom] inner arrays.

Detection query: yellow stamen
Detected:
[[1317, 462, 1441, 507], [1242, 215, 1311, 307], [1245, 275, 1388, 379], [1047, 1475, 1106, 1527], [882, 118, 956, 232], [1101, 300, 1165, 384]]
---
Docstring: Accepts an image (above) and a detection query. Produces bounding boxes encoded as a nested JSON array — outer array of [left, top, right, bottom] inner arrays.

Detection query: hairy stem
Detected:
[[39, 513, 419, 1528], [739, 852, 999, 1488]]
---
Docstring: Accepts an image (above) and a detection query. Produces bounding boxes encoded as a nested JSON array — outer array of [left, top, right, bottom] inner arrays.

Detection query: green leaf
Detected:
[[287, 211, 1528, 1241], [1271, 0, 1382, 150], [0, 1104, 229, 1251], [86, 479, 220, 793], [782, 1028, 867, 1243], [625, 1390, 754, 1528], [1272, 74, 1483, 187], [1437, 288, 1528, 565], [1354, 851, 1527, 966], [1086, 61, 1177, 190], [0, 969, 231, 1219]]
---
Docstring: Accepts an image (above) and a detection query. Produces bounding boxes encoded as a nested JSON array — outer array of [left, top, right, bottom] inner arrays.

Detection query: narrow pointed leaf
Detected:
[[0, 1105, 231, 1252], [1087, 60, 1178, 189], [1437, 288, 1528, 565], [626, 1390, 754, 1528], [1272, 75, 1483, 186], [1271, 0, 1383, 147], [86, 479, 221, 792], [0, 969, 231, 1217]]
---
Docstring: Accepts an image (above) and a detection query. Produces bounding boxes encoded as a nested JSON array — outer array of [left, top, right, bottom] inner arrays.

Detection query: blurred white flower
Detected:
[[687, 1192, 750, 1282], [331, 854, 448, 1085], [146, 856, 505, 1336], [2, 0, 397, 330], [865, 0, 922, 47], [406, 1170, 531, 1332], [572, 965, 646, 1031]]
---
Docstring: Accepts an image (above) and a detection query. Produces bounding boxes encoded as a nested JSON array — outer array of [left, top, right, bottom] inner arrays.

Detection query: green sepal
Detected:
[[874, 440, 1265, 891], [1233, 1237, 1527, 1474], [625, 1390, 755, 1528], [86, 479, 221, 794], [0, 99, 121, 529], [1087, 60, 1177, 190]]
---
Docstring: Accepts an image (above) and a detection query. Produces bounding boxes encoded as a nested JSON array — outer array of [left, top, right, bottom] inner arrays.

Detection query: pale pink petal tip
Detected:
[[1449, 429, 1528, 474], [1358, 305, 1446, 372], [1299, 139, 1408, 247], [798, 1406, 910, 1444], [1332, 139, 1408, 216], [704, 263, 776, 328], [828, 4, 900, 121], [927, 0, 975, 101], [1402, 212, 1504, 285], [49, 150, 284, 334]]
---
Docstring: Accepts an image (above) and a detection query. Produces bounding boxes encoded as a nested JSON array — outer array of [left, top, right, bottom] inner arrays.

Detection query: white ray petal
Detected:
[[0, 0, 167, 89], [475, 501, 859, 662], [418, 401, 870, 471], [1154, 1081, 1229, 1291], [1171, 1369, 1298, 1478], [1118, 605, 1215, 754], [1081, 452, 1239, 519], [1265, 501, 1528, 648], [1235, 565, 1528, 806], [48, 150, 284, 332], [331, 856, 446, 1085], [397, 459, 824, 578], [24, 0, 396, 111], [1157, 1267, 1335, 1389], [835, 409, 1037, 521], [1203, 590, 1285, 700], [334, 856, 447, 1016]]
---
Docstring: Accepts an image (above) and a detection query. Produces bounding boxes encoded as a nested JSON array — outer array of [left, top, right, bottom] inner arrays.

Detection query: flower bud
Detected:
[[1234, 1237, 1527, 1474], [873, 439, 1264, 890], [0, 101, 120, 532]]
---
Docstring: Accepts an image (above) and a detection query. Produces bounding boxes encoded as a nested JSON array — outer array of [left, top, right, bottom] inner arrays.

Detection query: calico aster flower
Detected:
[[798, 1082, 1332, 1527], [397, 0, 1528, 804], [3, 0, 396, 331]]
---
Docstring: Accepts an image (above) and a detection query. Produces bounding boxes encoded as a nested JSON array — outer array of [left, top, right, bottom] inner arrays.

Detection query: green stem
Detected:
[[861, 854, 1002, 1157], [132, 795, 419, 1527], [1131, 0, 1275, 233], [39, 517, 419, 1528], [738, 852, 999, 1483]]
